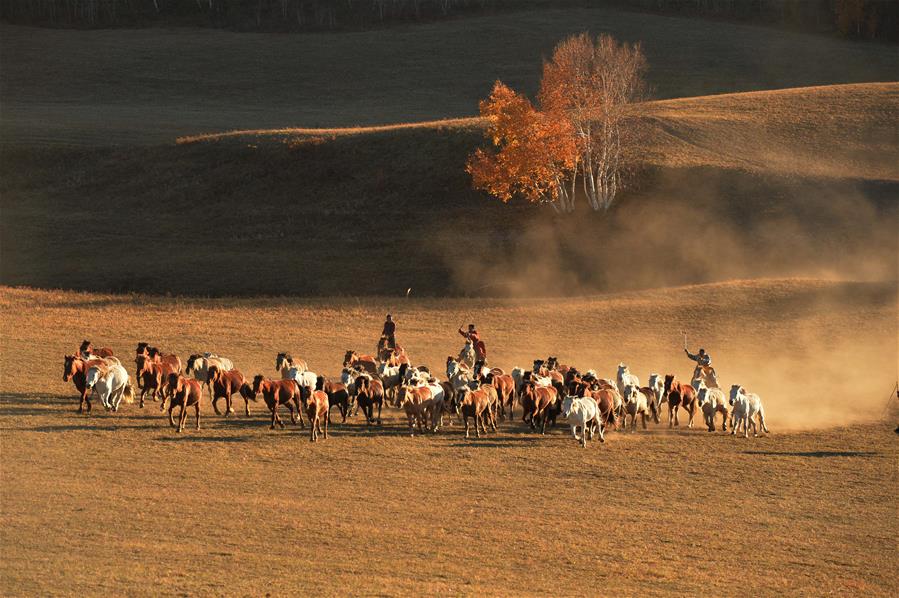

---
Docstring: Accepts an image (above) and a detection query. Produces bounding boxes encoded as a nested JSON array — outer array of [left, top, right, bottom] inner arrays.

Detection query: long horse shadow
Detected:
[[742, 450, 879, 458]]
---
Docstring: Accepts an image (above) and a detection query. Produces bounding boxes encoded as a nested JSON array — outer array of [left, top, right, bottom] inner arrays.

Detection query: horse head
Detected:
[[729, 385, 744, 406], [343, 350, 356, 367], [252, 375, 266, 395], [207, 365, 220, 383], [63, 354, 79, 381]]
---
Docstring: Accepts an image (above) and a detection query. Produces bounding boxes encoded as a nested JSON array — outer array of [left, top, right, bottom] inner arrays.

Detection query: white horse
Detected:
[[85, 363, 134, 412], [186, 353, 234, 384], [622, 384, 655, 431], [290, 367, 318, 396], [446, 359, 474, 392], [458, 342, 475, 370], [729, 385, 769, 438], [561, 396, 602, 447], [647, 373, 665, 414], [698, 386, 729, 432], [616, 363, 640, 397]]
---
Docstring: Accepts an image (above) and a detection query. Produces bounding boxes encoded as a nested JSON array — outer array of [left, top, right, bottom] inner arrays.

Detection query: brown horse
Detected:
[[664, 374, 697, 428], [487, 373, 516, 421], [520, 382, 560, 435], [398, 385, 432, 436], [455, 386, 494, 439], [134, 343, 182, 389], [163, 373, 203, 433], [354, 375, 384, 425], [343, 350, 378, 375], [587, 388, 619, 431], [207, 365, 249, 416], [306, 390, 330, 442], [135, 354, 179, 409], [79, 340, 114, 359], [63, 354, 108, 413], [252, 375, 303, 430], [318, 377, 350, 423]]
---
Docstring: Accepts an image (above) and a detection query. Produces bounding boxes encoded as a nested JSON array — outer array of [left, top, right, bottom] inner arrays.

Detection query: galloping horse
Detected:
[[207, 365, 249, 416], [84, 362, 134, 412], [354, 375, 384, 425], [135, 354, 179, 409], [186, 353, 234, 395], [64, 354, 118, 413], [276, 352, 308, 378], [664, 374, 697, 428], [134, 343, 182, 389], [79, 340, 114, 360], [162, 373, 202, 433], [252, 375, 303, 430], [306, 391, 330, 442], [343, 350, 378, 375]]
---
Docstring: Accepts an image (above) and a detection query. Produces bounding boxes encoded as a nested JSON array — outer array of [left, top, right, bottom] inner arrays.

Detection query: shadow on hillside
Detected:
[[743, 450, 879, 458]]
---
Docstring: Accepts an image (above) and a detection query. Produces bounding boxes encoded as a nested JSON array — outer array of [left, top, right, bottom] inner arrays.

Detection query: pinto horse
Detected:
[[664, 374, 697, 428], [276, 352, 308, 378], [252, 375, 303, 430], [163, 373, 202, 433], [135, 354, 179, 409], [343, 350, 378, 375], [207, 365, 250, 416]]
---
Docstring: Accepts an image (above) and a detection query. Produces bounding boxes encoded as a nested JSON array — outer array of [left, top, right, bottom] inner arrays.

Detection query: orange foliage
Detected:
[[466, 81, 577, 205]]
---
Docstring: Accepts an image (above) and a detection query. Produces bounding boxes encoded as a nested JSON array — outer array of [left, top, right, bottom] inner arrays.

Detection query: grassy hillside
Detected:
[[2, 84, 896, 296], [2, 8, 897, 145], [2, 280, 897, 595]]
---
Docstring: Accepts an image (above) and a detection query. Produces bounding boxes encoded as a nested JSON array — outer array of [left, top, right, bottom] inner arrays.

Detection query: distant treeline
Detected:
[[2, 0, 897, 41]]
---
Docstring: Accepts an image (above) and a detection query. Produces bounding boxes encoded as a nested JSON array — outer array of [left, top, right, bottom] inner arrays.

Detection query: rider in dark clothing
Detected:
[[685, 348, 711, 367], [382, 314, 397, 350]]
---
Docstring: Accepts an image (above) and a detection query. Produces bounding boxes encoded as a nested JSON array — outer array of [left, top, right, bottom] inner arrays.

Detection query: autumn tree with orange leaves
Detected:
[[468, 33, 647, 213]]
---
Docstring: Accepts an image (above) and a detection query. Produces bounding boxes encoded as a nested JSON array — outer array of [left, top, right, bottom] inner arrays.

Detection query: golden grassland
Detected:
[[1, 279, 897, 595]]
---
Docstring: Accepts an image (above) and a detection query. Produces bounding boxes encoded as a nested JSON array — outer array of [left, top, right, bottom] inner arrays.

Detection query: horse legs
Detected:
[[474, 413, 482, 439], [310, 415, 317, 442], [323, 411, 328, 440], [686, 403, 695, 429], [178, 404, 188, 433], [641, 412, 647, 430], [168, 404, 177, 428], [270, 401, 280, 430], [194, 402, 201, 430]]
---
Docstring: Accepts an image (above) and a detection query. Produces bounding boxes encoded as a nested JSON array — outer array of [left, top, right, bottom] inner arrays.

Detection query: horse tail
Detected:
[[123, 382, 135, 404]]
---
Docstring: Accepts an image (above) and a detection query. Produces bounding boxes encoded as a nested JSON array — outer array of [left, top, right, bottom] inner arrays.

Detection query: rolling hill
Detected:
[[1, 83, 896, 296]]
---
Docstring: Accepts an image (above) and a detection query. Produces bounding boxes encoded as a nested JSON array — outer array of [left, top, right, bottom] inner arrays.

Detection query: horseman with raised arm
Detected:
[[685, 346, 718, 388], [459, 323, 487, 374]]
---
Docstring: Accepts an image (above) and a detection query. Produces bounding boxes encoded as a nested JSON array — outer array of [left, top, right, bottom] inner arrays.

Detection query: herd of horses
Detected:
[[62, 339, 770, 444]]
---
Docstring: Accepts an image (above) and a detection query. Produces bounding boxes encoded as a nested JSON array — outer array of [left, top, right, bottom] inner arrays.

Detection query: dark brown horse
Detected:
[[317, 377, 350, 423], [207, 365, 249, 416], [306, 390, 330, 442], [354, 375, 384, 425], [664, 374, 697, 428], [135, 354, 179, 409], [163, 373, 203, 433], [252, 375, 303, 430], [520, 382, 560, 434]]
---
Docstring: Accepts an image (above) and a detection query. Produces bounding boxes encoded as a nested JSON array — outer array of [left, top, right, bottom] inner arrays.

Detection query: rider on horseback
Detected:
[[685, 347, 716, 385], [382, 314, 396, 351], [459, 324, 487, 373]]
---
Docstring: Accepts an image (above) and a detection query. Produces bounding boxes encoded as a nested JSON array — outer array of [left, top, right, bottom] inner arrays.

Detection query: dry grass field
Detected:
[[2, 279, 898, 595]]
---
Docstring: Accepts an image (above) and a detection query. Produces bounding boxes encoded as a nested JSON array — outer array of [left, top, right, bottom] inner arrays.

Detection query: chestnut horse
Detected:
[[343, 350, 378, 375], [587, 388, 619, 432], [63, 354, 112, 413], [454, 386, 494, 439], [79, 340, 114, 359], [664, 374, 697, 428], [520, 382, 560, 434], [252, 375, 303, 430], [306, 390, 330, 442], [135, 354, 179, 409], [163, 373, 202, 433], [134, 343, 182, 389], [486, 372, 515, 421], [207, 365, 249, 416]]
